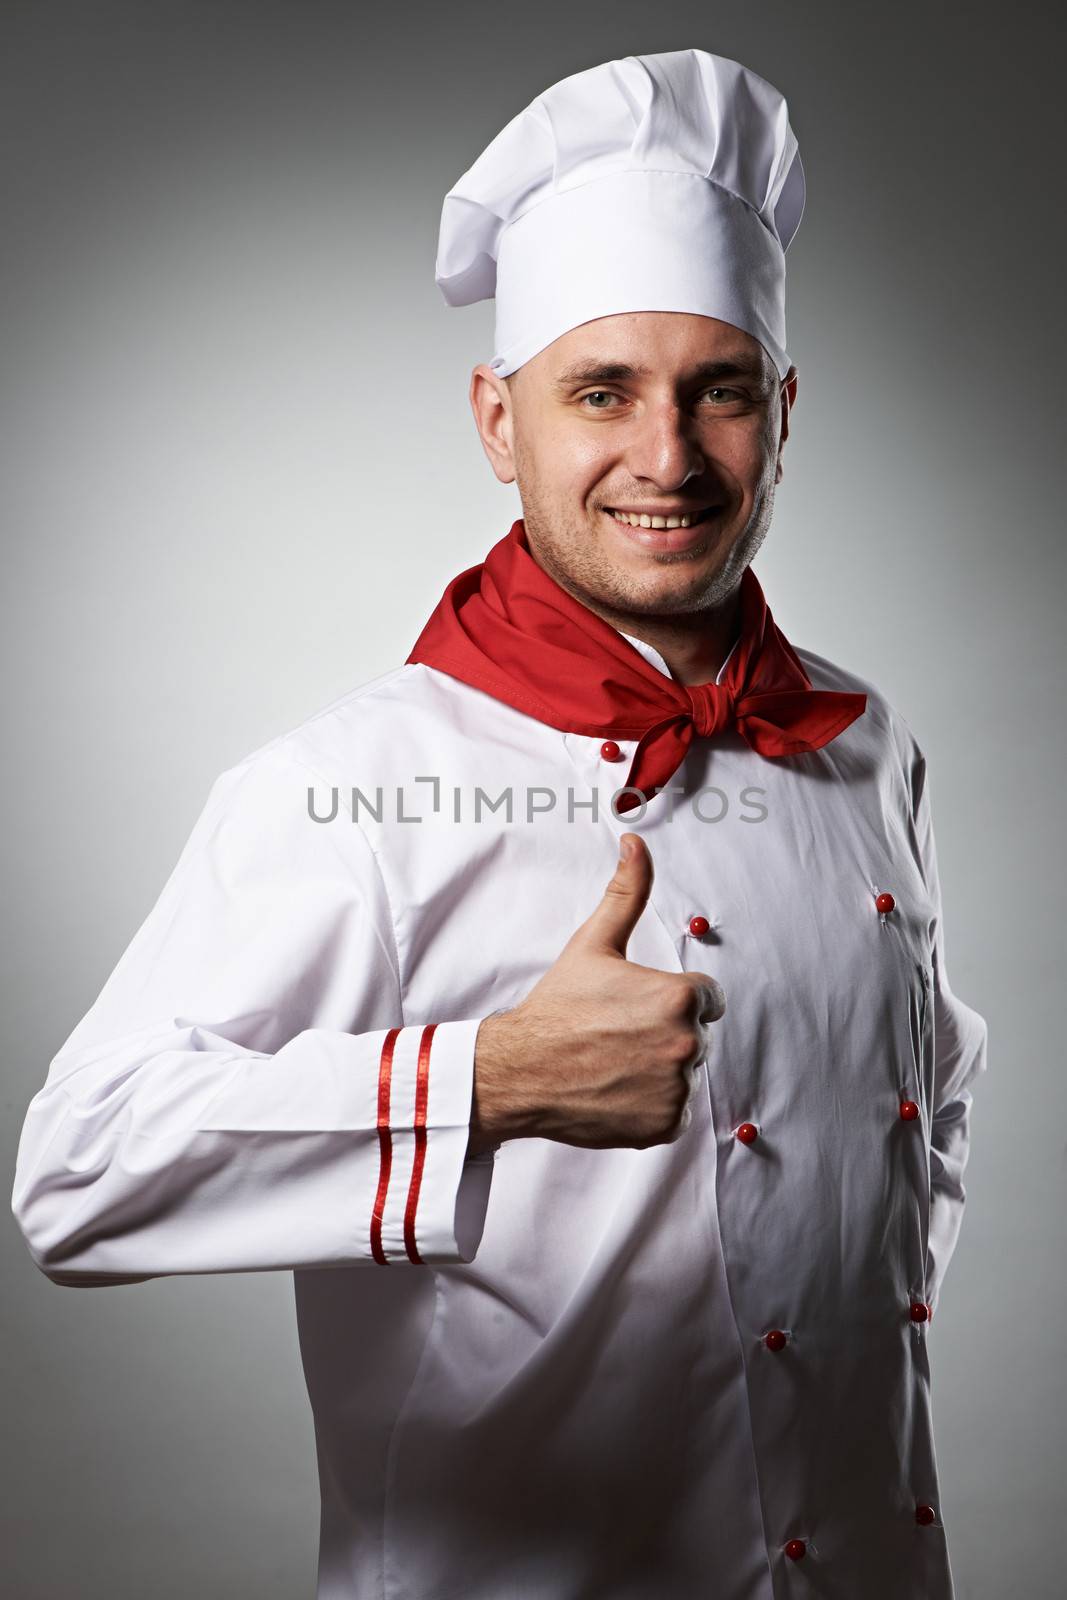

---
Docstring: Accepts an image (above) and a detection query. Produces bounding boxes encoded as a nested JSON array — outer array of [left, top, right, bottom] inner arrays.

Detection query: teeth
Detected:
[[611, 510, 695, 529]]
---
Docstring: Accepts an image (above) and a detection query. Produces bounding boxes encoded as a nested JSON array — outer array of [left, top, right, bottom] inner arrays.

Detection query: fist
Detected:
[[471, 833, 726, 1151]]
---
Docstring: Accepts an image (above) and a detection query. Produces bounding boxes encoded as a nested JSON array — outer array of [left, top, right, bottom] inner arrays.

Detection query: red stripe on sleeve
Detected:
[[403, 1022, 437, 1265], [370, 1027, 401, 1265]]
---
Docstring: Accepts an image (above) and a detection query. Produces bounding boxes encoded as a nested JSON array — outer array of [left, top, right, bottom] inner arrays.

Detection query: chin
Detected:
[[615, 567, 725, 614]]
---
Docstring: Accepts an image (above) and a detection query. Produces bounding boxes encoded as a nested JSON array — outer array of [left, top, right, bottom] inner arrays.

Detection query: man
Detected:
[[12, 48, 987, 1599]]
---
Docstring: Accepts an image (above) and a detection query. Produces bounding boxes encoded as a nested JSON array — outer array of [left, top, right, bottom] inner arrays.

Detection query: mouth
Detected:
[[603, 504, 723, 529], [601, 504, 725, 552]]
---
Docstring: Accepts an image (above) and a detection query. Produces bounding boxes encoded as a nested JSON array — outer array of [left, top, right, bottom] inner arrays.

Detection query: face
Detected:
[[470, 311, 797, 622]]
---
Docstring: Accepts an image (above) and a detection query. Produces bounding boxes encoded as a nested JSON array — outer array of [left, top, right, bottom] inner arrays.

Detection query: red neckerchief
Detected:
[[406, 519, 866, 813]]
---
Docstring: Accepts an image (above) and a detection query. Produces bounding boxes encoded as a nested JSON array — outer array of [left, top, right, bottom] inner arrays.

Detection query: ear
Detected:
[[470, 364, 518, 485], [775, 365, 799, 486]]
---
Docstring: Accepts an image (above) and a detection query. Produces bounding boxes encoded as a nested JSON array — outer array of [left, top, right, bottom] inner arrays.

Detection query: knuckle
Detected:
[[689, 979, 723, 1021], [667, 1030, 697, 1067], [665, 979, 698, 1022]]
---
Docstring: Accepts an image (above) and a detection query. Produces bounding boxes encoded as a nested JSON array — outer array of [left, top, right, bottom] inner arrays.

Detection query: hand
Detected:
[[470, 833, 726, 1152]]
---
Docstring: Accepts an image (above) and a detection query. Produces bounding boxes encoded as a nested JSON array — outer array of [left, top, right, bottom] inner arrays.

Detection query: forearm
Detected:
[[13, 1018, 486, 1282]]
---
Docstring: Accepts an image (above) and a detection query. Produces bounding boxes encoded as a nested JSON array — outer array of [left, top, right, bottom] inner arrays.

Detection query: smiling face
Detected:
[[470, 311, 797, 631]]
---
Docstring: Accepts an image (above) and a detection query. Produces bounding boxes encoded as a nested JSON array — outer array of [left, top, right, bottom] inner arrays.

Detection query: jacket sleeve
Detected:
[[909, 741, 989, 1319], [10, 743, 493, 1285]]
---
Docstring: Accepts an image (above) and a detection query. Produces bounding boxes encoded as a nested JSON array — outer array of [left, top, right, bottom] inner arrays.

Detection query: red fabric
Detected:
[[370, 1027, 399, 1267], [407, 519, 867, 814], [402, 1023, 435, 1267]]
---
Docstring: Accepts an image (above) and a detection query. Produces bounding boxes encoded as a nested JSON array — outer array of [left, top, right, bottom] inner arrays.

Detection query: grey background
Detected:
[[2, 2, 1062, 1596]]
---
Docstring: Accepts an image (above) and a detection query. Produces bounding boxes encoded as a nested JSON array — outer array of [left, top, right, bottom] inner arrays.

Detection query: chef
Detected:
[[11, 47, 987, 1600]]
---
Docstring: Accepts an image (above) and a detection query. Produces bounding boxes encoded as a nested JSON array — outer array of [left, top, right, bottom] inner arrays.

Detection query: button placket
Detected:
[[870, 870, 934, 989], [724, 866, 941, 1568]]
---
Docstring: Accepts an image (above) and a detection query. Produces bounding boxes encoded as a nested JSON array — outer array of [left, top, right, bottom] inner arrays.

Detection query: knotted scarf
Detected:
[[406, 519, 866, 813]]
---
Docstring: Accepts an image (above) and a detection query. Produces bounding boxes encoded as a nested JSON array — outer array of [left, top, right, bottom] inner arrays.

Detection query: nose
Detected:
[[624, 399, 707, 491]]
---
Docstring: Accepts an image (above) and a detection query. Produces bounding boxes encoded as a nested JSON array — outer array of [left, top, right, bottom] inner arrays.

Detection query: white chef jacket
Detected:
[[11, 624, 988, 1599]]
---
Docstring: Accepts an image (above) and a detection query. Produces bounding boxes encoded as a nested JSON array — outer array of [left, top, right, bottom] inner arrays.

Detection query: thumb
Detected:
[[572, 833, 654, 957]]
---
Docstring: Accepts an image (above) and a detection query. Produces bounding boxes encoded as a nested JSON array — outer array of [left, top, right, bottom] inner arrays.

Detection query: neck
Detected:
[[586, 587, 742, 687]]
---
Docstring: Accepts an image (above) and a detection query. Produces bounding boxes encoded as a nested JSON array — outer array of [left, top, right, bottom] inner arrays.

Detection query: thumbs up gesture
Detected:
[[470, 834, 726, 1152]]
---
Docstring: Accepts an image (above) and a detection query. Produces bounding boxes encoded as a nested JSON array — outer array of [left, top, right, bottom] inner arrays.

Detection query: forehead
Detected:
[[521, 311, 773, 389]]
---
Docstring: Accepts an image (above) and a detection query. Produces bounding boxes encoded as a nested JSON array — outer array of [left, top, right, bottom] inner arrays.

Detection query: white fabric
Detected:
[[11, 636, 987, 1598], [435, 49, 805, 378]]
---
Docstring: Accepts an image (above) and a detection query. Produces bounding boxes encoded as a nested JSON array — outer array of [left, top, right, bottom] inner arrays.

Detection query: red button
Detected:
[[688, 915, 710, 937], [875, 891, 896, 914], [784, 1539, 806, 1561], [915, 1504, 936, 1526], [764, 1329, 787, 1352], [909, 1301, 929, 1323], [736, 1122, 759, 1145], [900, 1100, 920, 1121], [600, 740, 623, 762]]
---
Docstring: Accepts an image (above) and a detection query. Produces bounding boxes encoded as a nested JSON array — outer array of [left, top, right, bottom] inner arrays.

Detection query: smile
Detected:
[[602, 506, 723, 553], [605, 505, 721, 529]]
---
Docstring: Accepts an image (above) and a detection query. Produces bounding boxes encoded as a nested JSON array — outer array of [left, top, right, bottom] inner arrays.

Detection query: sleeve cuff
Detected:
[[370, 1017, 493, 1266]]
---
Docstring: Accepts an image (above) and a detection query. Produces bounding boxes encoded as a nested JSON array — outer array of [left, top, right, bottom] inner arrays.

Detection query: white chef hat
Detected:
[[435, 49, 805, 381]]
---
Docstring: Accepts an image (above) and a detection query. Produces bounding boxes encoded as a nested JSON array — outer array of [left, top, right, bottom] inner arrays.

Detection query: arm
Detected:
[[909, 740, 989, 1318], [10, 745, 492, 1285]]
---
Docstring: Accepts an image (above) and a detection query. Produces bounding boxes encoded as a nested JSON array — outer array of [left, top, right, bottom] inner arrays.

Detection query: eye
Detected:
[[578, 386, 747, 410]]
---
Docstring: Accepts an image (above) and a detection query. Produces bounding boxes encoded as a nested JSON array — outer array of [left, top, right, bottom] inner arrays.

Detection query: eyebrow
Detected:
[[551, 355, 770, 392]]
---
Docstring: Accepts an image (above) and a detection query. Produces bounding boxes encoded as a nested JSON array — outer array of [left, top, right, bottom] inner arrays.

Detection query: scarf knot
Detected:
[[687, 681, 736, 739]]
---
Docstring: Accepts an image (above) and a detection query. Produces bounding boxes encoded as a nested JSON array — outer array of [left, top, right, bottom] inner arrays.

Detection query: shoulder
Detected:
[[163, 666, 452, 886], [219, 662, 481, 786], [793, 643, 927, 805], [197, 659, 535, 830]]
